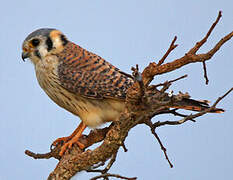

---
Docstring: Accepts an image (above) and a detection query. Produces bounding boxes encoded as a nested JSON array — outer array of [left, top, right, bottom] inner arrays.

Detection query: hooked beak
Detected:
[[21, 52, 29, 61]]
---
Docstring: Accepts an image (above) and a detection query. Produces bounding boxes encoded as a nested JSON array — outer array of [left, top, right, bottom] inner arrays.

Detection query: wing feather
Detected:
[[57, 43, 133, 100]]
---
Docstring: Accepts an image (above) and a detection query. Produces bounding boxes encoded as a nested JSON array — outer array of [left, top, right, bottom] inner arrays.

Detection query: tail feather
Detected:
[[172, 98, 224, 113]]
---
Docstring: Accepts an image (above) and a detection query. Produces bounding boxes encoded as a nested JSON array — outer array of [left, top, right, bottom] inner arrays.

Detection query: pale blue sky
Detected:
[[0, 0, 232, 180]]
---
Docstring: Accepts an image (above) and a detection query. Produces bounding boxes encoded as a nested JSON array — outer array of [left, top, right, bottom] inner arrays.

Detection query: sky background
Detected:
[[0, 0, 232, 180]]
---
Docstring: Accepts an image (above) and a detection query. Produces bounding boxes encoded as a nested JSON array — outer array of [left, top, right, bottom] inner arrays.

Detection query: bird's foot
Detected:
[[51, 121, 87, 156], [51, 135, 85, 156], [52, 136, 72, 147], [59, 137, 85, 156], [59, 136, 85, 156]]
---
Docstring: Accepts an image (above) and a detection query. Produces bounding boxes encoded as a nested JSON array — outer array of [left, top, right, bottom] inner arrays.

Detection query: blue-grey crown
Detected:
[[25, 28, 56, 40]]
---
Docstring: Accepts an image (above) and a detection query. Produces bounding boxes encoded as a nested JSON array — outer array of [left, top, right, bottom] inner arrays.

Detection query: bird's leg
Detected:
[[52, 121, 84, 146], [52, 122, 86, 152], [58, 122, 87, 156]]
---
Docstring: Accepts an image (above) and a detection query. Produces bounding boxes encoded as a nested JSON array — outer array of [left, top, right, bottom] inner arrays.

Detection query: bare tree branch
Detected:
[[153, 87, 232, 128], [25, 127, 110, 160], [157, 36, 178, 66], [145, 119, 173, 168], [188, 11, 222, 54], [212, 87, 233, 107], [86, 153, 117, 174], [202, 61, 209, 85], [150, 74, 188, 90], [142, 11, 233, 86], [90, 173, 137, 180]]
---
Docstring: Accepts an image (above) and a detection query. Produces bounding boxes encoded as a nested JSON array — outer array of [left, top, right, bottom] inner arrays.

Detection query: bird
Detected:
[[21, 28, 224, 156]]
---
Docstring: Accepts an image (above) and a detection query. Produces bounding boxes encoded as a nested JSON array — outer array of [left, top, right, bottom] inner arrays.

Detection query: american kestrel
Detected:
[[22, 28, 223, 156]]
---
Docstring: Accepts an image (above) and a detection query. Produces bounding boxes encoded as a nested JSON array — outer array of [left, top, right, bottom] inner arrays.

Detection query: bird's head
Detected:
[[21, 28, 68, 65]]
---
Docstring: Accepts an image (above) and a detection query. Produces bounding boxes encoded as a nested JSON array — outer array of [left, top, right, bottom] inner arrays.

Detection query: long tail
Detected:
[[172, 98, 224, 113]]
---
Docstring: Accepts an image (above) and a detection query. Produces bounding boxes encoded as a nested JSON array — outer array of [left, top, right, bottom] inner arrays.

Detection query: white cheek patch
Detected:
[[53, 36, 62, 49], [37, 45, 48, 58]]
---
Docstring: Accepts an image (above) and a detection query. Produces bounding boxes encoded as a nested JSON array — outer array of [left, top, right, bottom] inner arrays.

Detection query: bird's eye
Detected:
[[31, 39, 40, 47]]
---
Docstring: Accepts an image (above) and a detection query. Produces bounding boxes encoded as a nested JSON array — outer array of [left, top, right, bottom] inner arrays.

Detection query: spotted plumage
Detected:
[[22, 28, 224, 156], [57, 42, 133, 99]]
